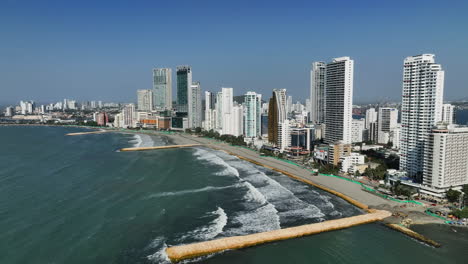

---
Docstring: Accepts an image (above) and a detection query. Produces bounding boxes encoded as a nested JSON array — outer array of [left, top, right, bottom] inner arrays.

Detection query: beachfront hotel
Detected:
[[422, 124, 468, 196], [400, 54, 444, 179]]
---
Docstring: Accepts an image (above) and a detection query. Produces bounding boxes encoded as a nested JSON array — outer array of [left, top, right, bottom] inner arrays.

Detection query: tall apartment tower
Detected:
[[268, 89, 287, 145], [204, 91, 217, 131], [244, 91, 262, 138], [152, 68, 172, 110], [324, 57, 354, 144], [310, 62, 326, 124], [176, 66, 192, 113], [377, 108, 398, 144], [220, 88, 234, 135], [400, 54, 444, 178], [137, 89, 153, 111], [441, 104, 454, 125], [189, 81, 202, 128], [365, 108, 377, 129]]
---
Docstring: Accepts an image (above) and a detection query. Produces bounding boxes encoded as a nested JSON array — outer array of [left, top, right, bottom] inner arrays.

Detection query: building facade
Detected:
[[189, 81, 202, 128], [137, 89, 153, 111], [268, 89, 287, 146], [153, 68, 172, 110], [377, 107, 398, 144], [310, 62, 326, 124], [324, 57, 354, 144], [244, 91, 262, 138], [400, 54, 444, 178], [423, 124, 468, 193], [441, 104, 454, 125], [176, 66, 192, 113]]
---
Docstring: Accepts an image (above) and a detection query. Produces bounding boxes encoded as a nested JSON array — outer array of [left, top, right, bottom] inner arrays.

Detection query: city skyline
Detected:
[[2, 0, 468, 103]]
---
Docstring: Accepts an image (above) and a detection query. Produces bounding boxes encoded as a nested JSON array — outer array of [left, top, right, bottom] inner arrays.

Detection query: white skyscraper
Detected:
[[244, 91, 262, 138], [204, 91, 217, 131], [286, 95, 293, 115], [441, 104, 454, 125], [310, 62, 326, 124], [351, 118, 365, 143], [232, 103, 244, 137], [377, 107, 398, 144], [220, 87, 234, 135], [189, 81, 202, 128], [153, 68, 172, 110], [365, 108, 377, 129], [401, 54, 444, 178], [324, 57, 354, 144], [137, 89, 153, 111], [122, 104, 136, 128]]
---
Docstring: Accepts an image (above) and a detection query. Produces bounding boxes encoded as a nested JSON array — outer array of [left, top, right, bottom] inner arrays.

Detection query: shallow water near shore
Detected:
[[0, 126, 466, 263]]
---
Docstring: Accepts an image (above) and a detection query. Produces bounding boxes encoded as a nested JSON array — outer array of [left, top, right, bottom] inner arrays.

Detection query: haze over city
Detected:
[[1, 0, 468, 103]]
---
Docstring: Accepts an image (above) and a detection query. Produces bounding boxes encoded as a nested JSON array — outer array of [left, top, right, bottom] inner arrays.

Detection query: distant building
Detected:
[[204, 91, 217, 131], [351, 118, 365, 143], [377, 108, 398, 144], [391, 124, 401, 149], [153, 68, 172, 110], [189, 81, 202, 128], [441, 104, 454, 125], [176, 66, 192, 113], [5, 106, 13, 117], [122, 104, 136, 128], [278, 119, 291, 152], [244, 91, 262, 138], [268, 89, 287, 146], [232, 103, 244, 137], [137, 89, 153, 111], [96, 112, 109, 126], [310, 61, 326, 124], [328, 142, 352, 166], [365, 107, 377, 129], [423, 124, 468, 195], [324, 57, 354, 145]]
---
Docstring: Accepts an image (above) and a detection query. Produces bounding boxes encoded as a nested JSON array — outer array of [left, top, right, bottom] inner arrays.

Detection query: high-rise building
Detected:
[[244, 91, 262, 138], [5, 106, 13, 117], [400, 54, 444, 178], [137, 89, 153, 111], [278, 119, 291, 152], [153, 68, 172, 110], [189, 81, 202, 128], [351, 118, 365, 143], [423, 124, 468, 195], [122, 104, 136, 128], [441, 104, 454, 125], [365, 108, 377, 129], [310, 62, 326, 124], [204, 91, 217, 131], [218, 87, 234, 135], [268, 89, 287, 145], [377, 107, 398, 144], [286, 95, 293, 115], [232, 103, 244, 137], [176, 66, 192, 113], [324, 57, 354, 144]]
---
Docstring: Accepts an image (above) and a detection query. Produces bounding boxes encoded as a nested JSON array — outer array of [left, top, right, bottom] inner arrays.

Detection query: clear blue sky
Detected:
[[1, 0, 467, 104]]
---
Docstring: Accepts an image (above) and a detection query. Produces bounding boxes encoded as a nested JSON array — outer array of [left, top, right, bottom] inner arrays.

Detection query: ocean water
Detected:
[[0, 126, 466, 264]]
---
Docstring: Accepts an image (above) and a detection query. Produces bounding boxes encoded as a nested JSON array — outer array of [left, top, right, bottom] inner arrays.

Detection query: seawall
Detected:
[[120, 144, 202, 152], [166, 210, 392, 262], [385, 224, 441, 248]]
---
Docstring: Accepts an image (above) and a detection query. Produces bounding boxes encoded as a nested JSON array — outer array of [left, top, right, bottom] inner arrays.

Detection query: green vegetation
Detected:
[[390, 180, 415, 198], [451, 207, 468, 219], [364, 164, 387, 181], [193, 129, 247, 146], [446, 189, 461, 203], [318, 164, 340, 175], [361, 149, 399, 170]]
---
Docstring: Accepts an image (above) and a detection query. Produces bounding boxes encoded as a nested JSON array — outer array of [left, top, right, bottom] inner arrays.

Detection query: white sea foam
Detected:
[[178, 207, 228, 242], [146, 185, 238, 199], [224, 203, 281, 236], [243, 181, 267, 205], [131, 134, 154, 148], [146, 237, 171, 264]]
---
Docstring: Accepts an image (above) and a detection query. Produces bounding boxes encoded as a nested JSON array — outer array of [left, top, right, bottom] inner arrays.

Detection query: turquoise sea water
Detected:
[[0, 126, 466, 264]]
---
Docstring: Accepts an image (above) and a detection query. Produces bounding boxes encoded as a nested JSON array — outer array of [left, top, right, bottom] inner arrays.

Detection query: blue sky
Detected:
[[1, 0, 467, 104]]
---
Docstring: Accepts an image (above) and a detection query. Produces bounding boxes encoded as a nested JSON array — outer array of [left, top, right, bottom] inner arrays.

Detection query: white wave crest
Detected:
[[146, 185, 238, 199], [178, 207, 228, 242], [224, 203, 281, 236], [192, 148, 240, 177], [146, 237, 170, 264], [130, 134, 154, 148]]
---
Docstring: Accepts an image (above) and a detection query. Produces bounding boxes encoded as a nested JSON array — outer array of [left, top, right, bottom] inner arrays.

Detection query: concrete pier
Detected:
[[166, 209, 392, 262], [119, 144, 202, 152], [66, 130, 109, 136]]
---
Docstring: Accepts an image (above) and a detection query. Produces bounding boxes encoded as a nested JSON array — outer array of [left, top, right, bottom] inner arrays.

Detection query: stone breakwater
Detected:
[[166, 210, 392, 262]]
